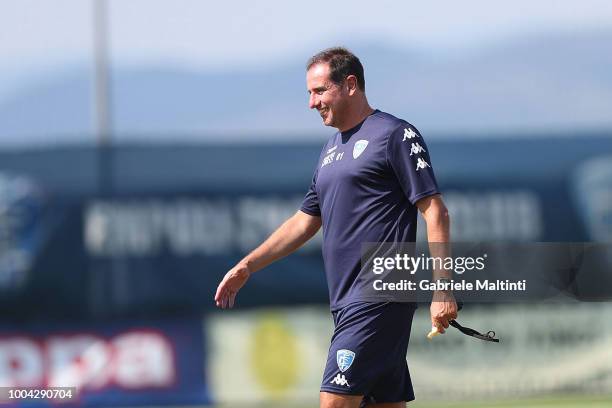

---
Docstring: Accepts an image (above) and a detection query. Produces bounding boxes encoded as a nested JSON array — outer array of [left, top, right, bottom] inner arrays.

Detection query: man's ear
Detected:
[[346, 75, 358, 95]]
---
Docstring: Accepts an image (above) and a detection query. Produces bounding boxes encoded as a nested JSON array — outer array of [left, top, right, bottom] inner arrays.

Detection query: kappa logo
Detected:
[[410, 142, 426, 156], [416, 157, 431, 171], [352, 140, 368, 159], [330, 374, 350, 387], [403, 127, 419, 141], [336, 349, 355, 372]]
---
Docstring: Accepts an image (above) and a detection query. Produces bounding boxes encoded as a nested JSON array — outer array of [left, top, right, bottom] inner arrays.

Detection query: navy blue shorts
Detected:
[[320, 302, 417, 404]]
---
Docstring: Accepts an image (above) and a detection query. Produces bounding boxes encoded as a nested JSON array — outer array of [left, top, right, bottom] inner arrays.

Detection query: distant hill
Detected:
[[1, 29, 611, 144]]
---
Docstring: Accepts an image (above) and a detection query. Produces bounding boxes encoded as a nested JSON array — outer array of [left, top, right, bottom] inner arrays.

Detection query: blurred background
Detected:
[[0, 0, 611, 407]]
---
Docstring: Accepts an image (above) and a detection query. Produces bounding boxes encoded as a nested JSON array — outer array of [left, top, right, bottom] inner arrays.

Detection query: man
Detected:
[[215, 47, 457, 408]]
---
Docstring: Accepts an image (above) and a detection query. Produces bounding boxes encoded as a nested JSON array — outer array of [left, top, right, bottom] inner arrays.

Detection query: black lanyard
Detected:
[[451, 301, 500, 343], [449, 319, 499, 342]]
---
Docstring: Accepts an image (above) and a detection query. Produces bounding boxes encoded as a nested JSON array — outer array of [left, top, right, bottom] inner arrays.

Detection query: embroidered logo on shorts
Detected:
[[336, 349, 356, 372], [353, 140, 368, 159], [330, 373, 350, 387]]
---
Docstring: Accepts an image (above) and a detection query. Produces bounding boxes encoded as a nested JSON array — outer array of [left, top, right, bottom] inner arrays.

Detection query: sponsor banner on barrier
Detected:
[[0, 172, 48, 293], [207, 303, 612, 404], [207, 308, 332, 404], [0, 187, 605, 319], [0, 319, 211, 407], [409, 302, 612, 399]]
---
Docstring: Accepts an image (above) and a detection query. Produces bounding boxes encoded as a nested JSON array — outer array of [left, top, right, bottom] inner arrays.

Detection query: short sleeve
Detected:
[[300, 170, 321, 216], [386, 123, 440, 204]]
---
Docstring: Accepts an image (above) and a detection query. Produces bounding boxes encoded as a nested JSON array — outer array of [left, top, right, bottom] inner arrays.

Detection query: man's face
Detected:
[[306, 63, 349, 128]]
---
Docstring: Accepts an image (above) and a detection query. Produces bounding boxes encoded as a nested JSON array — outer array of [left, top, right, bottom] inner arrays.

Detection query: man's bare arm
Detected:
[[416, 194, 458, 334], [417, 194, 451, 279], [214, 210, 321, 308]]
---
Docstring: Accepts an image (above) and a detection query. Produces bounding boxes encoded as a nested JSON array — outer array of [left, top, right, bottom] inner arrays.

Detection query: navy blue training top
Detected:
[[300, 110, 440, 310]]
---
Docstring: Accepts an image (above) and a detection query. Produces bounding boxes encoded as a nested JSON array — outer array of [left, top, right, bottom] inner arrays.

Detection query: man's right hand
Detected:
[[214, 262, 251, 309], [213, 211, 321, 309]]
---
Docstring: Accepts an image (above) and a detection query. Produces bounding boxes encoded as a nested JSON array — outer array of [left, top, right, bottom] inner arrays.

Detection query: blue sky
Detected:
[[2, 0, 612, 88], [1, 1, 612, 144]]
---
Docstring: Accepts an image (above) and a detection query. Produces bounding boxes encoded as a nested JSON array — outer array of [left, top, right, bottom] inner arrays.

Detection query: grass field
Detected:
[[408, 395, 612, 408], [232, 394, 612, 408]]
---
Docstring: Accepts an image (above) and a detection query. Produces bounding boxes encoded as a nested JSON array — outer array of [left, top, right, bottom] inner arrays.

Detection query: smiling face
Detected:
[[306, 63, 350, 129]]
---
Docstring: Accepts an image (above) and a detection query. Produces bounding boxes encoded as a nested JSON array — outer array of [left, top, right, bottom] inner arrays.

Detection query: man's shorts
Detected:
[[320, 301, 417, 405]]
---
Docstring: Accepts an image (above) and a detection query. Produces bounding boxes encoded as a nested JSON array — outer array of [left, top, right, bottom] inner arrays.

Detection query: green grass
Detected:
[[235, 394, 612, 408], [408, 394, 612, 408]]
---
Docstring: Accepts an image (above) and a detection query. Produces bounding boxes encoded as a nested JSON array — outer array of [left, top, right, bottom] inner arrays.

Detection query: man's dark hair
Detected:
[[306, 47, 365, 91]]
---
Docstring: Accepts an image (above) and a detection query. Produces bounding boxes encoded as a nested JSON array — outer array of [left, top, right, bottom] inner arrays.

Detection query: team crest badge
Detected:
[[336, 349, 356, 372], [352, 140, 368, 159]]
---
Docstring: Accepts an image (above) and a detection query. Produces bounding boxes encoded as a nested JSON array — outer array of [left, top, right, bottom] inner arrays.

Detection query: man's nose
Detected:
[[309, 93, 319, 110]]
